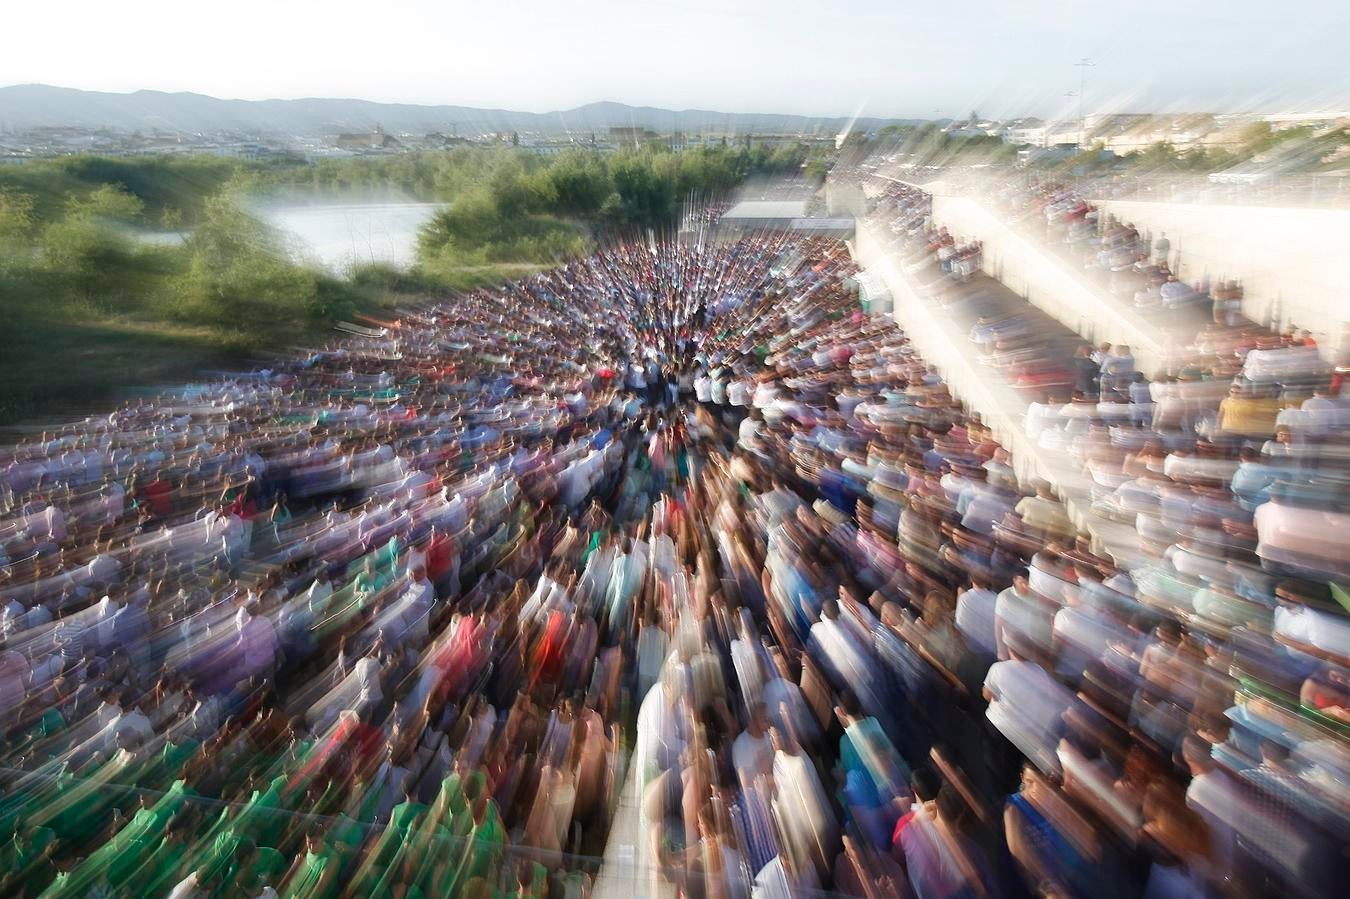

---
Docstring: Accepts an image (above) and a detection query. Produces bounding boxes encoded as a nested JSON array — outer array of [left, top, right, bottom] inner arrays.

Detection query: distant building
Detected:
[[521, 137, 586, 156], [423, 132, 471, 148], [609, 126, 656, 147], [334, 125, 400, 151]]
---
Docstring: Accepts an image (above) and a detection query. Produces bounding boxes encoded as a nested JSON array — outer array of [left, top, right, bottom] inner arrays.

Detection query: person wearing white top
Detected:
[[983, 659, 1076, 777], [1, 597, 26, 637], [397, 566, 436, 644], [727, 377, 751, 408], [732, 703, 775, 788], [955, 582, 999, 658], [694, 373, 713, 403], [711, 371, 729, 405], [770, 729, 839, 880]]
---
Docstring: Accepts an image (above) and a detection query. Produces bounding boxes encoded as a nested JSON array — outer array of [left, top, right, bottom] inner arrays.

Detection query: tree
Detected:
[[544, 151, 611, 216], [177, 197, 321, 332], [66, 183, 145, 223], [0, 187, 36, 245], [41, 215, 139, 305], [1132, 141, 1182, 170]]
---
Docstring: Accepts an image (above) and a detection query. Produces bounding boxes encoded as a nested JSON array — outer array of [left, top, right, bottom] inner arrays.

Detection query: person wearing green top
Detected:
[[350, 796, 428, 897], [37, 747, 138, 845], [9, 706, 68, 762], [279, 829, 339, 899], [233, 774, 290, 850], [504, 859, 549, 899], [380, 535, 401, 580], [126, 814, 195, 897], [434, 794, 506, 899], [464, 796, 505, 884], [96, 781, 192, 889], [0, 818, 56, 897], [353, 558, 391, 610], [195, 828, 245, 891], [211, 838, 285, 899], [580, 530, 603, 568]]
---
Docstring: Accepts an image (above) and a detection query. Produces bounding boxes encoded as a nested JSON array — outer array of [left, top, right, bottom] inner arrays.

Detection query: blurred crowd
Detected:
[[863, 180, 1349, 896], [0, 216, 1346, 899]]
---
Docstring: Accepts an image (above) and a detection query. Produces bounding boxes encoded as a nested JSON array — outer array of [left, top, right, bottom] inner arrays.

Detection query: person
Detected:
[[955, 576, 999, 661], [236, 601, 280, 683], [984, 656, 1076, 778], [1182, 735, 1239, 883], [278, 828, 339, 899], [732, 701, 775, 790], [768, 724, 838, 881], [0, 642, 31, 733], [396, 562, 437, 644]]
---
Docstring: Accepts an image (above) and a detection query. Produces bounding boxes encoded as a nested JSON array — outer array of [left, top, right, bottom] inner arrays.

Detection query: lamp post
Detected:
[[1074, 57, 1095, 148]]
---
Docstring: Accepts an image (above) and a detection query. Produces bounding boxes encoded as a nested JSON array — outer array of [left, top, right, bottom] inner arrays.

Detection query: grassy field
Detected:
[[3, 315, 241, 425]]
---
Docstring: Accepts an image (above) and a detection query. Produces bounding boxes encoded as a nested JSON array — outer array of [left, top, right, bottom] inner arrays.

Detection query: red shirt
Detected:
[[426, 532, 454, 581], [142, 479, 172, 518], [891, 808, 917, 848]]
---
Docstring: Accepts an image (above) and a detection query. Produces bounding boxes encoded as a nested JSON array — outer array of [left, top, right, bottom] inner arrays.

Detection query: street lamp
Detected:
[[1074, 57, 1095, 148]]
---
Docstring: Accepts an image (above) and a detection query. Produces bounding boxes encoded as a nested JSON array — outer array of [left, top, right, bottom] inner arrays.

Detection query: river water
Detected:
[[256, 199, 446, 271]]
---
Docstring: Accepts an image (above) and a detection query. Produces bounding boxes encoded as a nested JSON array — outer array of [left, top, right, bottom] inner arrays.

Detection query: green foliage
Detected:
[[65, 183, 145, 222], [414, 142, 813, 269], [882, 124, 1018, 169], [606, 150, 679, 225], [0, 154, 261, 224], [1237, 123, 1316, 157], [541, 151, 611, 216], [0, 187, 37, 245], [349, 262, 446, 296], [1132, 141, 1182, 170]]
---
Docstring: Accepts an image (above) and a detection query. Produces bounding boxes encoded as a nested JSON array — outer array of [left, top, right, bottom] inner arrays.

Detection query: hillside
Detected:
[[0, 84, 914, 136]]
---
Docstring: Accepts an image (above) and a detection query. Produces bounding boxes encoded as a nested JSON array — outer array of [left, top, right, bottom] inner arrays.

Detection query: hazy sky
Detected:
[[8, 1, 1347, 118]]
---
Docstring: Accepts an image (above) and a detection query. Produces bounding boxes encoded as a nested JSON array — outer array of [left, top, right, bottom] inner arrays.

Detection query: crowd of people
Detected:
[[864, 178, 1348, 896], [0, 211, 1345, 899]]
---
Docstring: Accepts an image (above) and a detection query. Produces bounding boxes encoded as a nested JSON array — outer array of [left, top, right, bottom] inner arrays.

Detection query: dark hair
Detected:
[[911, 764, 942, 802], [936, 783, 969, 829]]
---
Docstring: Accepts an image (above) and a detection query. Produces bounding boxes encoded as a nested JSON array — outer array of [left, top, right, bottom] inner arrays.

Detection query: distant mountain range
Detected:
[[0, 84, 916, 136]]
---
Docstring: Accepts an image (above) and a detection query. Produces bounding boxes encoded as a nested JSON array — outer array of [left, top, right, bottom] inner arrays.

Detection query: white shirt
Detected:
[[732, 729, 774, 786], [954, 587, 998, 656], [984, 660, 1075, 776], [727, 379, 751, 407]]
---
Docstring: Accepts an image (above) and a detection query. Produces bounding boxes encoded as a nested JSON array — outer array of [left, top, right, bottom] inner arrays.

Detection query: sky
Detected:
[[6, 0, 1348, 119]]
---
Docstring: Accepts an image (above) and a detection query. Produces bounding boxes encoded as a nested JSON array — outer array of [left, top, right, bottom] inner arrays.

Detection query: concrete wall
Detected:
[[1097, 199, 1350, 353], [930, 196, 1171, 376], [825, 178, 867, 218]]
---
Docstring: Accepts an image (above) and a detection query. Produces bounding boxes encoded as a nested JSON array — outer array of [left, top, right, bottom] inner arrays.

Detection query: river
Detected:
[[256, 199, 446, 272]]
